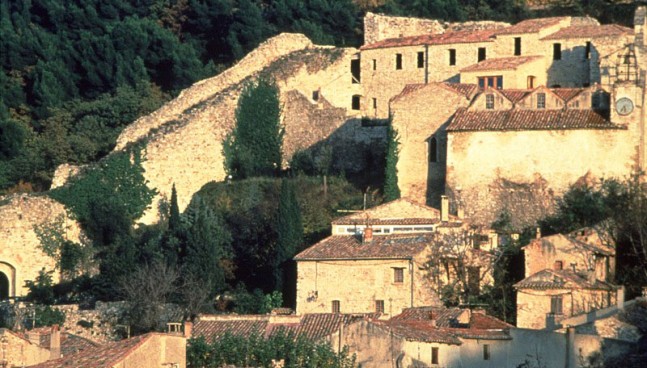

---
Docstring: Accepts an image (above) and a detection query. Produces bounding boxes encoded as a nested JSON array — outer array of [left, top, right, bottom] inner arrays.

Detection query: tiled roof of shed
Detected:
[[28, 333, 153, 368], [524, 233, 614, 256], [361, 29, 497, 50], [498, 89, 531, 103], [294, 234, 433, 261], [495, 17, 569, 35], [193, 314, 375, 343], [552, 88, 586, 102], [515, 269, 618, 290], [447, 108, 622, 132], [36, 332, 100, 356], [332, 197, 460, 225], [460, 55, 543, 72], [391, 83, 478, 104], [541, 24, 632, 40]]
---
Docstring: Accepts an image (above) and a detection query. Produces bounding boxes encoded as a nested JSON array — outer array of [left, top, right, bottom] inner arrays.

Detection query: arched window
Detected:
[[429, 137, 438, 163]]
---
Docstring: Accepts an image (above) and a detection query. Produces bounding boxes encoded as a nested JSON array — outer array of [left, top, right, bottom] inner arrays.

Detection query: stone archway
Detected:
[[0, 262, 16, 299], [0, 272, 8, 300]]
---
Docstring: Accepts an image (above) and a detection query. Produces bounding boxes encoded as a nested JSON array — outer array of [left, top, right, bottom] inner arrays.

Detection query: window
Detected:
[[372, 59, 377, 70], [550, 296, 563, 314], [483, 344, 490, 360], [352, 95, 360, 110], [449, 49, 456, 66], [351, 59, 360, 83], [431, 347, 439, 365], [375, 300, 385, 313], [585, 41, 591, 60], [554, 260, 563, 270], [312, 91, 319, 101], [332, 300, 340, 313], [478, 76, 503, 89], [395, 53, 402, 70], [393, 268, 404, 283], [537, 93, 546, 109], [514, 37, 521, 56], [553, 43, 562, 60], [478, 47, 486, 62], [485, 94, 494, 109], [417, 51, 424, 68], [372, 98, 377, 109], [527, 75, 536, 89], [429, 137, 438, 163]]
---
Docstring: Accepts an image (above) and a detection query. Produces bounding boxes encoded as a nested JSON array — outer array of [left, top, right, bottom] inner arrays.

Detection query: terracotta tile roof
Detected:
[[37, 332, 100, 356], [497, 89, 531, 103], [28, 333, 155, 368], [193, 319, 268, 342], [361, 29, 497, 50], [392, 307, 512, 329], [332, 197, 460, 225], [294, 234, 433, 261], [391, 83, 478, 104], [495, 17, 569, 35], [376, 320, 462, 344], [460, 55, 543, 72], [525, 233, 615, 256], [515, 269, 618, 290], [552, 88, 585, 102], [542, 24, 632, 40], [193, 314, 376, 343], [447, 108, 622, 132]]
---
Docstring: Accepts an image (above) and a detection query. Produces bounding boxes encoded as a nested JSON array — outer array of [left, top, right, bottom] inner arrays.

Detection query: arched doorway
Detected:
[[0, 272, 9, 300]]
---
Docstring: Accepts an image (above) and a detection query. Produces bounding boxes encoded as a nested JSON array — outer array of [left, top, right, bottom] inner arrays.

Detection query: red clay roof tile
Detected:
[[515, 269, 618, 290], [294, 234, 433, 261], [460, 55, 543, 72], [361, 29, 497, 50], [495, 17, 569, 35], [541, 24, 632, 40], [447, 108, 622, 132]]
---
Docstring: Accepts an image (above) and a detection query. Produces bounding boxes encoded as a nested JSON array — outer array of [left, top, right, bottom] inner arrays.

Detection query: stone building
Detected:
[[515, 228, 619, 330], [294, 198, 497, 316]]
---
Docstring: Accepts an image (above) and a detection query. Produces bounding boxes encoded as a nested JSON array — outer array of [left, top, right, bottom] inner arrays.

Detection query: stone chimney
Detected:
[[617, 286, 625, 310], [535, 227, 541, 239], [553, 260, 563, 271], [184, 321, 193, 338], [457, 203, 465, 219], [441, 195, 449, 222], [50, 325, 61, 360], [363, 227, 373, 243]]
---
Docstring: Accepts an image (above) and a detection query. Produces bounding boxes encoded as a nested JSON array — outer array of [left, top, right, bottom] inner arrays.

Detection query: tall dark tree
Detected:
[[224, 77, 283, 179], [274, 179, 303, 292], [383, 124, 401, 202]]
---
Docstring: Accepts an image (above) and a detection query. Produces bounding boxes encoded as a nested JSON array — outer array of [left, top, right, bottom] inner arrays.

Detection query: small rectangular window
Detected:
[[429, 137, 438, 163], [496, 76, 503, 89], [432, 347, 439, 365], [514, 37, 521, 56], [551, 296, 563, 314], [527, 75, 535, 89], [375, 300, 385, 313], [332, 300, 340, 313], [372, 59, 377, 70], [352, 95, 360, 110], [372, 98, 377, 109], [393, 268, 404, 283], [485, 94, 494, 109], [553, 43, 562, 60], [585, 41, 591, 60], [351, 59, 360, 83], [312, 91, 319, 101], [478, 47, 486, 62], [483, 344, 490, 360], [417, 51, 424, 68], [449, 49, 456, 66], [537, 93, 546, 109], [395, 53, 402, 70]]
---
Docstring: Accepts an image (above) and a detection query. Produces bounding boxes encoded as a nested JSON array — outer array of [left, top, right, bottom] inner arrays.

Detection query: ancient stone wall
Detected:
[[0, 195, 82, 297]]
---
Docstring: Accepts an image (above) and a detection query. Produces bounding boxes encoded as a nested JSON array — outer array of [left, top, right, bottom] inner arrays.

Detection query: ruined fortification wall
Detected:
[[0, 195, 82, 297]]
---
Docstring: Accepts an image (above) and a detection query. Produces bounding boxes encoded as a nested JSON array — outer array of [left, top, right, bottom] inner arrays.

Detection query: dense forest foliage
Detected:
[[1, 0, 640, 193]]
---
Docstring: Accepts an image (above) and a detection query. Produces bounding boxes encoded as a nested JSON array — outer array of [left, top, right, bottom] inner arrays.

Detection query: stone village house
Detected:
[[294, 197, 498, 317]]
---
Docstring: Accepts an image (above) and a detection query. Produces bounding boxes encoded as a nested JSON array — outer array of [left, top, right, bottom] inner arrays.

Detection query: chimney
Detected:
[[617, 286, 625, 310], [536, 227, 541, 239], [50, 325, 61, 360], [184, 321, 193, 338], [363, 227, 373, 243], [441, 195, 449, 222], [553, 260, 563, 271], [457, 203, 465, 219]]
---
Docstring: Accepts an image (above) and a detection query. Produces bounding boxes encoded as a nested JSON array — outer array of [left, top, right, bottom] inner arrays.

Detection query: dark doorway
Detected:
[[0, 272, 9, 300]]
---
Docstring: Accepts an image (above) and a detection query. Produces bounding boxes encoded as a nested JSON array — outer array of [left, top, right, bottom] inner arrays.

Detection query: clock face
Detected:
[[616, 97, 634, 116]]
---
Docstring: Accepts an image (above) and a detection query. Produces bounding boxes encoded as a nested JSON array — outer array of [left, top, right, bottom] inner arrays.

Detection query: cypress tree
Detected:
[[384, 124, 401, 202], [224, 77, 283, 179], [274, 179, 302, 291], [168, 183, 181, 234]]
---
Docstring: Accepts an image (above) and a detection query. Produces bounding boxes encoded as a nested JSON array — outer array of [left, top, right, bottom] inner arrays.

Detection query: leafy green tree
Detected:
[[274, 179, 303, 291], [383, 124, 400, 202], [25, 269, 56, 305], [224, 78, 283, 179], [183, 195, 233, 295]]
